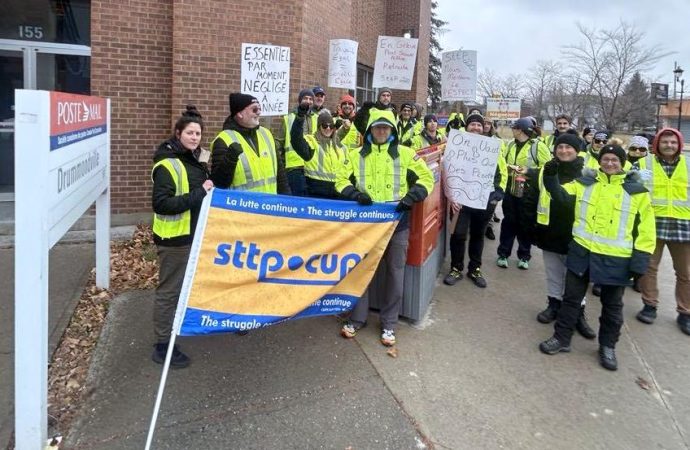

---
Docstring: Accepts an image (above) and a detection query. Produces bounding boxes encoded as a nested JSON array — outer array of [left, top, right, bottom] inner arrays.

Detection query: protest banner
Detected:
[[486, 98, 521, 121], [241, 43, 290, 116], [441, 50, 477, 102], [442, 129, 501, 209], [372, 36, 419, 90], [328, 39, 358, 90]]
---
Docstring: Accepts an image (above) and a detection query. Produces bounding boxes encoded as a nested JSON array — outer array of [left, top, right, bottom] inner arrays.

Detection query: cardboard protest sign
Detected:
[[372, 36, 418, 90], [241, 43, 290, 116], [328, 39, 358, 90], [441, 50, 477, 102]]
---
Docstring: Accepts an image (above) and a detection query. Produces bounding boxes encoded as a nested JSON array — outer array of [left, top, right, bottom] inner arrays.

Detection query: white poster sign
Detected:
[[441, 50, 477, 102], [486, 98, 521, 121], [241, 43, 290, 116], [328, 39, 358, 90], [442, 129, 501, 209], [372, 36, 419, 90]]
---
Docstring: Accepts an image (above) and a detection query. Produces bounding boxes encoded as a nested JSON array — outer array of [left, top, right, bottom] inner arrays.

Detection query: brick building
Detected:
[[1, 0, 431, 225]]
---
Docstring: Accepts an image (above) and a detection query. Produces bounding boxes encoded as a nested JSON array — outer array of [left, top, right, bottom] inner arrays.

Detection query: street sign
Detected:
[[651, 83, 669, 105], [486, 98, 521, 121]]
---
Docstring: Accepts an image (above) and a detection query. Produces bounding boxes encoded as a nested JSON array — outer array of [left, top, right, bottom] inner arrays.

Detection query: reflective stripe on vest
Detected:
[[507, 140, 539, 168], [304, 141, 343, 182], [222, 128, 277, 191], [573, 184, 633, 251], [536, 169, 550, 225], [357, 152, 402, 200], [151, 158, 191, 239], [643, 154, 690, 214]]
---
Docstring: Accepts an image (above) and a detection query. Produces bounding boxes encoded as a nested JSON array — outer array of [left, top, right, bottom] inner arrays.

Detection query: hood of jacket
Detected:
[[652, 127, 684, 158], [153, 138, 190, 163]]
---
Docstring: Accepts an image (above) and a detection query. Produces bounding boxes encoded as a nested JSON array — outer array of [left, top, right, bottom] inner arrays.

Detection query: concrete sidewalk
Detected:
[[65, 238, 690, 449]]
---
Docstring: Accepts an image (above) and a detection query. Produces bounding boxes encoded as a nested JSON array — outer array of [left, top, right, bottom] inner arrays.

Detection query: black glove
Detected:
[[543, 159, 559, 177], [224, 142, 244, 163], [356, 192, 373, 206], [297, 103, 310, 117], [395, 195, 414, 212], [488, 189, 504, 205]]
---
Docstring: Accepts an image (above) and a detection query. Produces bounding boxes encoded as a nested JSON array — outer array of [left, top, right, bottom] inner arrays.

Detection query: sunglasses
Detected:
[[315, 93, 325, 97], [628, 147, 647, 152], [250, 106, 261, 114], [594, 139, 608, 144], [320, 123, 335, 130]]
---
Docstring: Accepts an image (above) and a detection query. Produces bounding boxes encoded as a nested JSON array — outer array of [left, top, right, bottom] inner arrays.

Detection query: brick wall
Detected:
[[92, 0, 429, 219]]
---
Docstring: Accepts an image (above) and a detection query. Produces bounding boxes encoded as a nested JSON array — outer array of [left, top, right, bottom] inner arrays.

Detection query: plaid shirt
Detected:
[[655, 156, 690, 243]]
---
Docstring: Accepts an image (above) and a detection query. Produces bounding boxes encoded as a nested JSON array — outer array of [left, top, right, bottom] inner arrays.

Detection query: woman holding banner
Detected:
[[150, 105, 214, 368]]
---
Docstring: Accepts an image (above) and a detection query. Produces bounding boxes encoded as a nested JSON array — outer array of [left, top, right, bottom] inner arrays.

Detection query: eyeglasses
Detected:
[[628, 147, 647, 152], [320, 123, 335, 130], [250, 106, 261, 114], [315, 93, 325, 97], [594, 139, 608, 144]]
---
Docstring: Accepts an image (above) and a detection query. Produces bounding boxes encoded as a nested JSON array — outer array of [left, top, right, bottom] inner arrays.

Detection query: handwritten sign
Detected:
[[486, 98, 521, 121], [372, 36, 418, 90], [328, 39, 358, 90], [441, 50, 477, 102], [241, 43, 290, 116], [442, 129, 501, 209]]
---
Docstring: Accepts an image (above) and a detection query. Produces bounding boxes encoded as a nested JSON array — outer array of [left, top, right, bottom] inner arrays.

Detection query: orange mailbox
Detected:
[[407, 145, 445, 266]]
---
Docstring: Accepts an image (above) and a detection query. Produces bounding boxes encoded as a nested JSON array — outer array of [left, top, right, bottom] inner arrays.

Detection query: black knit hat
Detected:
[[598, 144, 627, 165], [554, 133, 581, 150], [298, 88, 315, 103], [229, 93, 259, 117], [465, 113, 485, 127], [423, 114, 438, 126]]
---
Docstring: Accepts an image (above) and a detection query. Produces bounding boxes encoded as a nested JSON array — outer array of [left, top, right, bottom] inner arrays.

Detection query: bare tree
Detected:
[[562, 21, 671, 131], [477, 68, 525, 100]]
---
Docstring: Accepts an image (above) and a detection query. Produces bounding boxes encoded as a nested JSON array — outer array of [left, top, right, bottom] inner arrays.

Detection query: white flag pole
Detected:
[[144, 190, 214, 449]]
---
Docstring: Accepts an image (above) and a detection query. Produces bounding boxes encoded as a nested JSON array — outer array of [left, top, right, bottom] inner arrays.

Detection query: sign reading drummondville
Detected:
[[14, 90, 111, 448]]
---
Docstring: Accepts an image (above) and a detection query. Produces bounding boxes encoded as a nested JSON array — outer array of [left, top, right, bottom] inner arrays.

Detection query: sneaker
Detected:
[[485, 226, 496, 240], [636, 304, 657, 324], [468, 269, 487, 288], [537, 297, 560, 324], [152, 342, 190, 368], [381, 329, 396, 346], [443, 267, 463, 285], [576, 307, 597, 340], [340, 321, 365, 339], [591, 284, 602, 297], [496, 257, 508, 268], [539, 336, 571, 355], [517, 259, 529, 270], [678, 314, 690, 336], [598, 346, 618, 371]]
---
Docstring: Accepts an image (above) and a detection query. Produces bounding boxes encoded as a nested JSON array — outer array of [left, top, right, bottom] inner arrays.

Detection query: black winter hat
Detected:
[[554, 133, 582, 151], [298, 88, 315, 103], [229, 93, 259, 117], [598, 144, 627, 165], [423, 114, 438, 126], [465, 113, 485, 127]]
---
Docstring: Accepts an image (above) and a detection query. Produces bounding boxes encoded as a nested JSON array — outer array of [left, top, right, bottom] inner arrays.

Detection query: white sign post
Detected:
[[14, 90, 110, 448], [372, 36, 419, 90], [241, 43, 290, 116], [328, 39, 358, 90], [486, 98, 522, 121], [442, 129, 501, 209], [441, 49, 477, 102]]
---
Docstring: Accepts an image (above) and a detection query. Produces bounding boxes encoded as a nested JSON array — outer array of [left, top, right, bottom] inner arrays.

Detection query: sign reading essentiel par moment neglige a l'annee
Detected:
[[240, 43, 290, 116]]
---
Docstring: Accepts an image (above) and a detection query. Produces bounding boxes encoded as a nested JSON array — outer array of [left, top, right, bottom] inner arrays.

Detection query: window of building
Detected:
[[356, 65, 377, 107], [0, 0, 91, 45]]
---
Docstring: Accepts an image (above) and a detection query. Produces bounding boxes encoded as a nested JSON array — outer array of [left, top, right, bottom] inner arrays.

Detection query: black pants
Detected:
[[554, 270, 625, 347], [497, 193, 531, 260], [450, 204, 495, 273], [287, 168, 307, 197]]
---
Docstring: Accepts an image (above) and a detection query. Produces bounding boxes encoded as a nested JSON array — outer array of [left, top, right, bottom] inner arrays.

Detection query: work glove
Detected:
[[395, 194, 415, 212], [488, 189, 504, 205], [297, 102, 310, 117], [356, 192, 373, 206], [224, 142, 244, 163], [542, 159, 559, 177]]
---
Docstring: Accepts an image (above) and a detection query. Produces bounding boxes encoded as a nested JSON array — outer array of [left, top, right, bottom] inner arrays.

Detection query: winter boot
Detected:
[[575, 306, 597, 339], [537, 297, 560, 324]]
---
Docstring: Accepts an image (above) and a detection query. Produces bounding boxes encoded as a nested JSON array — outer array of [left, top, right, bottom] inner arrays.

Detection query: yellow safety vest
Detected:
[[303, 135, 347, 182], [283, 112, 317, 169], [640, 154, 690, 220], [211, 127, 278, 193], [536, 168, 550, 225], [505, 139, 551, 169], [581, 149, 633, 171], [151, 158, 190, 239], [338, 122, 361, 149], [565, 172, 656, 257]]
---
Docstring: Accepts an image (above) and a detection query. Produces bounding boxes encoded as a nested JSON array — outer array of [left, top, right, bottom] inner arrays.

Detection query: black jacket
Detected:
[[522, 157, 583, 254], [151, 138, 210, 246], [210, 116, 291, 194]]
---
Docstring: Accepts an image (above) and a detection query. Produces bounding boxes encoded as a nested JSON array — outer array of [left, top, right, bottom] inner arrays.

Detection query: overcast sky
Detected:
[[436, 0, 690, 92]]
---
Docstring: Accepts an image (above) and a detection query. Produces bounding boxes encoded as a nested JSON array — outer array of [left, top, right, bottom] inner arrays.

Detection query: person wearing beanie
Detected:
[[335, 94, 362, 150], [210, 93, 290, 196], [520, 133, 595, 339], [496, 117, 552, 270], [353, 87, 394, 137], [444, 114, 507, 289], [582, 127, 595, 146], [538, 139, 656, 371], [411, 102, 425, 134], [397, 102, 416, 144], [406, 114, 446, 150], [275, 88, 319, 197], [289, 109, 347, 199], [581, 130, 610, 169], [635, 127, 690, 336], [626, 135, 649, 167]]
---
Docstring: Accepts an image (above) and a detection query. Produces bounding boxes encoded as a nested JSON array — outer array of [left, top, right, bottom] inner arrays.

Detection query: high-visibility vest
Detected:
[[151, 158, 190, 239], [544, 134, 555, 150], [397, 120, 416, 144], [339, 122, 361, 149], [211, 127, 278, 193], [283, 112, 317, 169], [581, 149, 633, 171], [640, 154, 690, 220], [567, 172, 656, 257], [536, 168, 551, 225], [303, 135, 347, 182], [505, 139, 551, 169]]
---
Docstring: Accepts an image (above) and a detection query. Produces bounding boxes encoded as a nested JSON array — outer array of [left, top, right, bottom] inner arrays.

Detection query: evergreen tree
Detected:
[[428, 0, 447, 111], [616, 71, 655, 130]]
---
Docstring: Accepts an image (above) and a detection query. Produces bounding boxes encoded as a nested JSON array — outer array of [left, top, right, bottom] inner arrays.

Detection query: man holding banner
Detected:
[[336, 109, 434, 346]]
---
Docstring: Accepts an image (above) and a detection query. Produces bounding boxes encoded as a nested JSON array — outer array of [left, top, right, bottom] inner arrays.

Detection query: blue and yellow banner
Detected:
[[175, 189, 400, 335]]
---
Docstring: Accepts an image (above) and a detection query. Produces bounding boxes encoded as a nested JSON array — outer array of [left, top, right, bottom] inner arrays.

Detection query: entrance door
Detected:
[[0, 49, 23, 195]]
